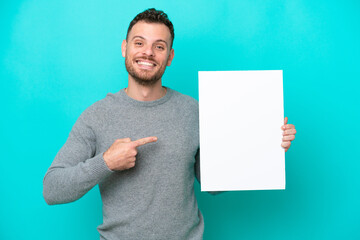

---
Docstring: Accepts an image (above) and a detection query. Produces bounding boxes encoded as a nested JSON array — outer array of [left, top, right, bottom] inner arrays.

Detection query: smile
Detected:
[[136, 60, 157, 68]]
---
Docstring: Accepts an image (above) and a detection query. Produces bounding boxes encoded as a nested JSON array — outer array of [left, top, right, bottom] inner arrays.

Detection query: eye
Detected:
[[135, 42, 142, 46], [156, 45, 165, 50]]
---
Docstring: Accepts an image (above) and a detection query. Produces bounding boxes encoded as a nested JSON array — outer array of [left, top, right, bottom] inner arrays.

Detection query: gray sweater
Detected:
[[43, 88, 204, 240]]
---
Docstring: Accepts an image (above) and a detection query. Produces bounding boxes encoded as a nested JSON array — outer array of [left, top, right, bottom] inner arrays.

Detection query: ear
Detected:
[[166, 48, 175, 66], [121, 40, 127, 57]]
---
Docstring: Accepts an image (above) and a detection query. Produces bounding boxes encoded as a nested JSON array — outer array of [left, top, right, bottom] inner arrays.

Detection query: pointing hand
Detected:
[[103, 137, 157, 171]]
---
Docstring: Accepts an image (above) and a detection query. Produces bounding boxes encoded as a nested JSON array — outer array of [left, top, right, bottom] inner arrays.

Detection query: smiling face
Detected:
[[122, 21, 174, 86]]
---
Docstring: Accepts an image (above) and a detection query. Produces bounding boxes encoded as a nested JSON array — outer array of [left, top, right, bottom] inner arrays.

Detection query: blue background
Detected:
[[1, 0, 359, 239]]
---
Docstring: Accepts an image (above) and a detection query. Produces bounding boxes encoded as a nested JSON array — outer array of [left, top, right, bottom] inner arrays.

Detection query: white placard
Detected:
[[199, 70, 285, 191]]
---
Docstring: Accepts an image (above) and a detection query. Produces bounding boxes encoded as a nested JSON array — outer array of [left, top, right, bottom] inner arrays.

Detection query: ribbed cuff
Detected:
[[87, 152, 114, 181]]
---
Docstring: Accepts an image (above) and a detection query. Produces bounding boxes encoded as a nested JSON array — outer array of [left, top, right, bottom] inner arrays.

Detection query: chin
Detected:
[[133, 75, 161, 86], [126, 61, 166, 86]]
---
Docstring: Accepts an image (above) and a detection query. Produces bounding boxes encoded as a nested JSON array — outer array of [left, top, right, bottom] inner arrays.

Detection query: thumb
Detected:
[[284, 116, 288, 125]]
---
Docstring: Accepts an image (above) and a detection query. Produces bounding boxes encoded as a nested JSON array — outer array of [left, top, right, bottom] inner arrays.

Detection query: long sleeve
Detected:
[[194, 148, 201, 183], [43, 112, 113, 205]]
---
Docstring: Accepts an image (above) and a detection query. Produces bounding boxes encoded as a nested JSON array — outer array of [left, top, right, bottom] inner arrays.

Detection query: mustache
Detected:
[[135, 56, 157, 63]]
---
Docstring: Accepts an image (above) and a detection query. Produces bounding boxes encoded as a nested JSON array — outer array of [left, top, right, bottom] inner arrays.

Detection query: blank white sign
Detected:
[[198, 70, 285, 191]]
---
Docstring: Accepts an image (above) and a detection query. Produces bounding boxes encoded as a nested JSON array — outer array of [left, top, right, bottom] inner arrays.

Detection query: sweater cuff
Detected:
[[87, 152, 114, 180]]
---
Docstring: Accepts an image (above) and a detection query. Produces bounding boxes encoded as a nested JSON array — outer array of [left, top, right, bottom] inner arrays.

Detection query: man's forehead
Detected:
[[128, 21, 171, 42]]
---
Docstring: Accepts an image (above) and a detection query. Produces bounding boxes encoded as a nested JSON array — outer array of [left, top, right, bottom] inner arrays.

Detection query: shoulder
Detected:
[[76, 92, 118, 125], [170, 89, 199, 111], [167, 89, 199, 123]]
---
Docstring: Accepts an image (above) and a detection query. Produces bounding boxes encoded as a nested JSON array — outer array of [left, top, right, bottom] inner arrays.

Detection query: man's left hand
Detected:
[[281, 117, 296, 152]]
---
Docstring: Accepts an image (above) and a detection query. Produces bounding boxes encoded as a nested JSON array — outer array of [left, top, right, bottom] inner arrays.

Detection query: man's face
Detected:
[[122, 21, 174, 86]]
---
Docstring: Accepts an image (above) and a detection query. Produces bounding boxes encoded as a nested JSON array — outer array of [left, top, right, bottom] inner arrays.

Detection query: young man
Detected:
[[43, 8, 296, 239]]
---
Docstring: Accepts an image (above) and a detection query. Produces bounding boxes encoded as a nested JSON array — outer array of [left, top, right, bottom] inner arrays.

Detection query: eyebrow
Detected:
[[132, 36, 168, 47]]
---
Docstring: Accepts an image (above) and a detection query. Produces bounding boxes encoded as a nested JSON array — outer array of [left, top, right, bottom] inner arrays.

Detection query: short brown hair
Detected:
[[126, 8, 175, 48]]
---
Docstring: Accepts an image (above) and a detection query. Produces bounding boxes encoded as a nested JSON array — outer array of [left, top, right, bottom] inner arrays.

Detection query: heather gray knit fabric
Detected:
[[43, 88, 204, 240]]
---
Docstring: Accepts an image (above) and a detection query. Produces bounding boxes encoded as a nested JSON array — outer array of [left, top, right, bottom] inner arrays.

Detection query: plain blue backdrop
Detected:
[[1, 0, 359, 239]]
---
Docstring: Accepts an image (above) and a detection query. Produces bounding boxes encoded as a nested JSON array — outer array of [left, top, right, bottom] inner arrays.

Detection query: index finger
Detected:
[[132, 136, 158, 147]]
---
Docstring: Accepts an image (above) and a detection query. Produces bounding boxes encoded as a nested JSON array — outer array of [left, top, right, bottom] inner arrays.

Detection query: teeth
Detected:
[[138, 61, 154, 66]]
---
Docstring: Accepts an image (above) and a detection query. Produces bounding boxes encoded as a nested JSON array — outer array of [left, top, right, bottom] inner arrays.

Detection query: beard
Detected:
[[125, 56, 168, 86]]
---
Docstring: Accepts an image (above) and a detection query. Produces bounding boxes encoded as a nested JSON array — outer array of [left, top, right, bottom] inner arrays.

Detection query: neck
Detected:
[[125, 77, 166, 101]]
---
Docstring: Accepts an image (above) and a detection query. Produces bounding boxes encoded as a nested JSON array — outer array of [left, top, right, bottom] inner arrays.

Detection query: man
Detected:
[[43, 8, 296, 239]]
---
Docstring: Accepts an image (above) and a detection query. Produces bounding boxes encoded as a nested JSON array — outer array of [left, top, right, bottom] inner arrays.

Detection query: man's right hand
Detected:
[[103, 137, 158, 171]]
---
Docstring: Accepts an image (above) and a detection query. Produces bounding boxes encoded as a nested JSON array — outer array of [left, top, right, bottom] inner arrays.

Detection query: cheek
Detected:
[[158, 54, 170, 64], [125, 48, 137, 58], [124, 49, 130, 59]]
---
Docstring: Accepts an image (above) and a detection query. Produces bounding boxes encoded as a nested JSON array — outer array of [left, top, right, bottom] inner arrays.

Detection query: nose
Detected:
[[143, 44, 155, 57]]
